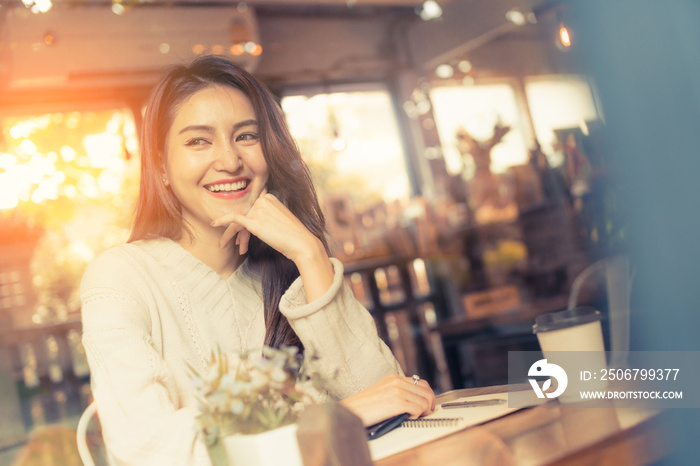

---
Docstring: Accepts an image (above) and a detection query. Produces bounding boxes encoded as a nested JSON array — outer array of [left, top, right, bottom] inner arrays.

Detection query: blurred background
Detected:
[[1, 0, 698, 464]]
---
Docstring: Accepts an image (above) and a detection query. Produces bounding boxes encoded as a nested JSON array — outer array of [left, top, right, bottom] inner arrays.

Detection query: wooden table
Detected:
[[375, 385, 673, 466]]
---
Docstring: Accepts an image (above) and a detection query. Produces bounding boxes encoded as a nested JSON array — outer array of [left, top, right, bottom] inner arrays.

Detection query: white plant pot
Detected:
[[222, 423, 303, 466]]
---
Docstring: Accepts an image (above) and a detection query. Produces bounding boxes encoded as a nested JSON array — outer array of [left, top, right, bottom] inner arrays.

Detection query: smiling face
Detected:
[[163, 85, 269, 236]]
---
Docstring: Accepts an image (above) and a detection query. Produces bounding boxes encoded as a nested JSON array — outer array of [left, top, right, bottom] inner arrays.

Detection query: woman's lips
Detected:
[[204, 179, 251, 199]]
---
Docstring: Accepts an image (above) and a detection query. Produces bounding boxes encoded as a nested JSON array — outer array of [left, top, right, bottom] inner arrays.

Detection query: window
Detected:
[[0, 108, 139, 324], [281, 85, 411, 209], [281, 85, 415, 261], [524, 75, 601, 166], [429, 81, 530, 177], [1, 109, 138, 213]]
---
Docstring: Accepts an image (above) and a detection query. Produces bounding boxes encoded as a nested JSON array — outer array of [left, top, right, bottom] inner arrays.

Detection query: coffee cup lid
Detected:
[[533, 306, 602, 333]]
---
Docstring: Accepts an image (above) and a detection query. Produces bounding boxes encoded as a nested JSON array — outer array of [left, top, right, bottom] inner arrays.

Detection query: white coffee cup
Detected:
[[533, 306, 607, 403]]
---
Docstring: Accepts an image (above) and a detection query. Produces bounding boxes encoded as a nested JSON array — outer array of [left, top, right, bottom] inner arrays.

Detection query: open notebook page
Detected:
[[368, 392, 538, 461]]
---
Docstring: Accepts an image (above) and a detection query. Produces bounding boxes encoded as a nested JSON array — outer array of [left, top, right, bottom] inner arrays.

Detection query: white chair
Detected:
[[76, 401, 98, 466]]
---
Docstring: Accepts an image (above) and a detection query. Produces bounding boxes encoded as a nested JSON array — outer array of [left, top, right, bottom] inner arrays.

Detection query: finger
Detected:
[[237, 229, 251, 255], [417, 380, 437, 411], [402, 376, 436, 413], [409, 391, 434, 417], [211, 211, 244, 228], [400, 390, 432, 419], [381, 377, 432, 419], [219, 223, 243, 249]]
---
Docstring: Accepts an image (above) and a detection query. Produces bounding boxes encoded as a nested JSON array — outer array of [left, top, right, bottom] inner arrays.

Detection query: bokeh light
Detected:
[[0, 109, 138, 212], [83, 133, 123, 168]]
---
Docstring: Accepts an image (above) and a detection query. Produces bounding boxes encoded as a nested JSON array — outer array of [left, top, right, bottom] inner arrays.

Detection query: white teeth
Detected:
[[208, 181, 247, 192]]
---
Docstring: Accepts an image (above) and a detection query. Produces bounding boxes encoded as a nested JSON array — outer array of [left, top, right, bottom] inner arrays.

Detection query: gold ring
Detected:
[[412, 374, 420, 386]]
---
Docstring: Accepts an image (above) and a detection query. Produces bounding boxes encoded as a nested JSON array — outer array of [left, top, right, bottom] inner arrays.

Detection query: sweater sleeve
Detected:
[[80, 249, 211, 466], [279, 258, 403, 400]]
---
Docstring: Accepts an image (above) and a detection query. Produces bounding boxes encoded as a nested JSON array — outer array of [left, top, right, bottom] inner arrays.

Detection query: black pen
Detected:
[[366, 412, 410, 440]]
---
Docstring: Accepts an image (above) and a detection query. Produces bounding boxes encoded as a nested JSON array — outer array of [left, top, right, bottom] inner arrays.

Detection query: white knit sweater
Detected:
[[80, 238, 401, 465]]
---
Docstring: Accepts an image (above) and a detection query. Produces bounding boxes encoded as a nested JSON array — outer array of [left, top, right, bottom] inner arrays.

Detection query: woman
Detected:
[[80, 55, 435, 465]]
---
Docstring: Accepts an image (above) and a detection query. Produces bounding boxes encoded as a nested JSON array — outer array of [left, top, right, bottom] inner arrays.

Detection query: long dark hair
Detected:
[[129, 55, 328, 349]]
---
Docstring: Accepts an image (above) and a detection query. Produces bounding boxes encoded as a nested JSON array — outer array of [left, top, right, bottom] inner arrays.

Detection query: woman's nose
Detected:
[[215, 142, 241, 171]]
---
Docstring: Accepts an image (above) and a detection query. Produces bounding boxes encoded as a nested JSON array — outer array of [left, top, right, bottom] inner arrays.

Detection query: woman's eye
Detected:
[[185, 138, 210, 147], [236, 132, 259, 142]]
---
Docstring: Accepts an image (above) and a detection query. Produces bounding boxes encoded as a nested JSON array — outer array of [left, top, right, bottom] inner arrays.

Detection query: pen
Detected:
[[366, 412, 410, 440], [440, 399, 506, 409]]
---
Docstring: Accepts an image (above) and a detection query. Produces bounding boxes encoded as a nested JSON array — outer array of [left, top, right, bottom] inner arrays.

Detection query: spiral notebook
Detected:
[[367, 393, 523, 461]]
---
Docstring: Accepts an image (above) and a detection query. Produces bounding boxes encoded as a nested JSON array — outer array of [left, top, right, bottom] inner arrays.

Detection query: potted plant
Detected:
[[190, 346, 321, 466]]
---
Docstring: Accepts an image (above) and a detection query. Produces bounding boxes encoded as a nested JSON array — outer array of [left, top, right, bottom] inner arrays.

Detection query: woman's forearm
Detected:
[[294, 237, 334, 303]]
